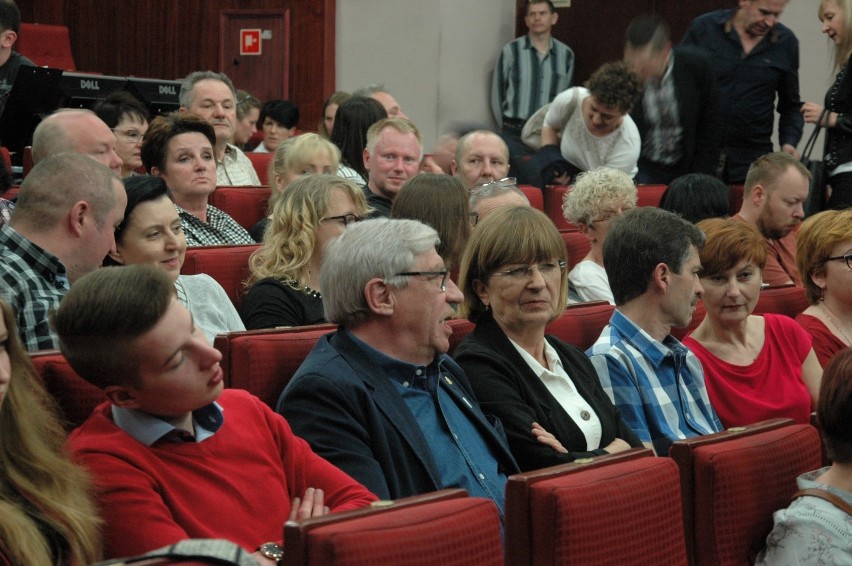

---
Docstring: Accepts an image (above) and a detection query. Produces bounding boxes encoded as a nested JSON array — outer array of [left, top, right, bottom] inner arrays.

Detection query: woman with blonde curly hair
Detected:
[[562, 167, 637, 304], [0, 300, 101, 565], [240, 175, 370, 328]]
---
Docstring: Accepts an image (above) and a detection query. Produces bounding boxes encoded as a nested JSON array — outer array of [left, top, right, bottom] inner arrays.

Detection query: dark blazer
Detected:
[[277, 330, 519, 500], [631, 46, 720, 177], [452, 314, 641, 472]]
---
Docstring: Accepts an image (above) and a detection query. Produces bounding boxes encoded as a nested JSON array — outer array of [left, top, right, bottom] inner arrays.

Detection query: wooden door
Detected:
[[220, 9, 290, 102]]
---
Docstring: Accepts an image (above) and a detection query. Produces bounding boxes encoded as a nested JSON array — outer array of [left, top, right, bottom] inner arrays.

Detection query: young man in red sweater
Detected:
[[55, 265, 377, 563]]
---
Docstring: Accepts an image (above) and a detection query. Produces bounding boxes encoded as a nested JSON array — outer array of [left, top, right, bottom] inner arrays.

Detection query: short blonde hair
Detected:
[[365, 117, 422, 157], [458, 206, 567, 322], [562, 167, 637, 225], [796, 209, 852, 304]]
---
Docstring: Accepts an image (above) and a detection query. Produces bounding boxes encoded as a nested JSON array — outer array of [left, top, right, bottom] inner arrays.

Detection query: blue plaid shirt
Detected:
[[0, 225, 69, 351], [587, 310, 722, 455]]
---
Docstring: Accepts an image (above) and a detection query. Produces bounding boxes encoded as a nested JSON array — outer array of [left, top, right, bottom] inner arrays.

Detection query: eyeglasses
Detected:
[[470, 177, 518, 195], [468, 211, 479, 227], [394, 270, 450, 292], [824, 253, 852, 270], [492, 261, 567, 281], [112, 129, 146, 143], [322, 214, 361, 227], [592, 205, 634, 224]]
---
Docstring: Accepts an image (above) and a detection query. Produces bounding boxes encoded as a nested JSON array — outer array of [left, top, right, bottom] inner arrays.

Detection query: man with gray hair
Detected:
[[469, 177, 529, 226], [587, 207, 722, 455], [352, 83, 408, 119], [31, 109, 123, 174], [278, 218, 518, 514], [179, 70, 261, 186], [0, 153, 126, 350]]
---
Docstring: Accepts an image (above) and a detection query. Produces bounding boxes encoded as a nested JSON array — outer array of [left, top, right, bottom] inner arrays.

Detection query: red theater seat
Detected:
[[214, 324, 336, 408], [181, 244, 259, 309], [518, 184, 543, 211], [670, 419, 822, 565], [505, 448, 686, 566], [284, 489, 503, 566], [559, 229, 590, 270], [754, 284, 809, 319], [447, 318, 475, 355], [30, 350, 106, 430], [247, 152, 274, 185], [208, 186, 270, 231], [546, 301, 614, 352], [17, 23, 77, 71], [636, 183, 668, 208], [543, 185, 575, 230]]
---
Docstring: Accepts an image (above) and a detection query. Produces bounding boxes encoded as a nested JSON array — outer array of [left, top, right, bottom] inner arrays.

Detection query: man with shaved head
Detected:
[[31, 109, 123, 174], [452, 130, 510, 190]]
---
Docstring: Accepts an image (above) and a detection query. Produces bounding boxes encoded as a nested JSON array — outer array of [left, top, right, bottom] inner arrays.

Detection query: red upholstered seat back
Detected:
[[636, 183, 668, 208], [518, 185, 543, 211], [447, 318, 475, 355], [285, 489, 503, 566], [181, 244, 259, 309], [214, 324, 336, 409], [670, 419, 822, 565], [208, 186, 270, 231], [505, 449, 684, 566], [546, 301, 614, 352], [543, 185, 575, 230], [753, 285, 809, 319], [246, 152, 274, 185], [559, 230, 590, 270], [16, 23, 77, 71], [30, 350, 106, 430]]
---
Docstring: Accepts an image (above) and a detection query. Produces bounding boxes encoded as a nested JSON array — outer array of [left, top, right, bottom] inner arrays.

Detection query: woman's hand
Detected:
[[801, 102, 828, 125], [531, 421, 568, 453], [601, 438, 632, 454]]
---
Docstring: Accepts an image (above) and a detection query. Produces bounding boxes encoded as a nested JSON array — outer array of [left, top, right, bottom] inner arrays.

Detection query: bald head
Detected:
[[452, 130, 510, 189], [32, 109, 123, 174]]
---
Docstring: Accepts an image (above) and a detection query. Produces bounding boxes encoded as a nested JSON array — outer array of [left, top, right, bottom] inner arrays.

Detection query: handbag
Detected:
[[800, 108, 829, 217], [521, 88, 579, 151]]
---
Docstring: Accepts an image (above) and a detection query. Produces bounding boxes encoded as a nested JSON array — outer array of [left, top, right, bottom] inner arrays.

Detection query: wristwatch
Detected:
[[258, 542, 284, 563]]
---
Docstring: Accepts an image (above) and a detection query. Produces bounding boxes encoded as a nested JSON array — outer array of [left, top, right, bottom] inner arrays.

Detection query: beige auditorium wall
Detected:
[[337, 0, 832, 156]]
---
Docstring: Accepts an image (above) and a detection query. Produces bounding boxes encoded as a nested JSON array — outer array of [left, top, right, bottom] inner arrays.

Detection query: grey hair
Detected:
[[352, 83, 389, 98], [321, 218, 439, 328], [469, 181, 529, 210], [563, 167, 637, 225], [179, 71, 237, 108]]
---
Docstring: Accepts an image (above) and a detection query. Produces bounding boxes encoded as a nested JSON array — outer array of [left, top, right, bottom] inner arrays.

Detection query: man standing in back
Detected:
[[681, 0, 802, 183]]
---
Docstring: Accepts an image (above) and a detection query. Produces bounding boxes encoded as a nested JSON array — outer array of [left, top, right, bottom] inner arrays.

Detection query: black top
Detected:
[[0, 51, 35, 97], [249, 217, 268, 242], [239, 277, 325, 329], [453, 313, 642, 471], [824, 58, 852, 170], [363, 186, 392, 218]]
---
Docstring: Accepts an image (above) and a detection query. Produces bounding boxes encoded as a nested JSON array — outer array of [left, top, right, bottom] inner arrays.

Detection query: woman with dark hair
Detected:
[[319, 91, 351, 139], [684, 218, 822, 427], [93, 90, 151, 178], [0, 299, 102, 565], [141, 112, 254, 246], [756, 348, 852, 565], [453, 206, 641, 471], [105, 176, 244, 343], [390, 174, 471, 272], [253, 99, 300, 154], [659, 173, 731, 224], [329, 96, 387, 185]]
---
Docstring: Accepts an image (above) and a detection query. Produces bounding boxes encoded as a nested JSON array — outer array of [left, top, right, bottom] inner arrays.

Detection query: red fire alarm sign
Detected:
[[240, 29, 262, 55]]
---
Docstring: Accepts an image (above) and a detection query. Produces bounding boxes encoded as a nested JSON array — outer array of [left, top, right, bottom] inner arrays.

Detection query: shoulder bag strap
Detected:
[[801, 108, 829, 161], [794, 487, 852, 515]]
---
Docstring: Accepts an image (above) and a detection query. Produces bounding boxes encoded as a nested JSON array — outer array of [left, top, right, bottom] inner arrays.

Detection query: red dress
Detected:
[[684, 314, 812, 427], [796, 313, 848, 368]]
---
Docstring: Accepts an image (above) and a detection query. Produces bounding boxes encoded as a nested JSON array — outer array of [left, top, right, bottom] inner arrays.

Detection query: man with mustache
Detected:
[[682, 0, 803, 184], [179, 71, 261, 187], [587, 207, 723, 455], [277, 218, 518, 517], [732, 152, 809, 286]]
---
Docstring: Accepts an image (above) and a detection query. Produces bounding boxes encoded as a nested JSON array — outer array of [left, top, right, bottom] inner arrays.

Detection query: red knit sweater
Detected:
[[69, 389, 377, 559]]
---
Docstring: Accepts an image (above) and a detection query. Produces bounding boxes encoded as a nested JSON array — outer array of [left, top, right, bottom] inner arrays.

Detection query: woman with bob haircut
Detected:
[[684, 218, 823, 427], [562, 167, 637, 304], [795, 208, 852, 367], [141, 112, 254, 246], [453, 206, 641, 471], [241, 174, 371, 329], [390, 174, 471, 273], [253, 99, 300, 154], [105, 176, 244, 343], [330, 96, 387, 185], [0, 300, 102, 565], [756, 348, 852, 565]]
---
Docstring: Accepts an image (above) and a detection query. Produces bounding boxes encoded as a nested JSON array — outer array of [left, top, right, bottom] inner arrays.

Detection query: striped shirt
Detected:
[[0, 225, 69, 351], [586, 309, 722, 455], [491, 35, 574, 127]]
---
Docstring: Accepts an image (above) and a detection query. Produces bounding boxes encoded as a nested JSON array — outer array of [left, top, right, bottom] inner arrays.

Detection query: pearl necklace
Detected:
[[820, 302, 851, 346]]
